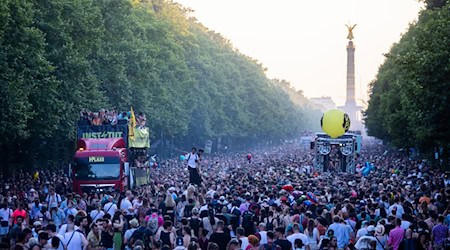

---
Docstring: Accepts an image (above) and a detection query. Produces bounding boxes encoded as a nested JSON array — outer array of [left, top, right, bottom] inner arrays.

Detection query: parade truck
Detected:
[[71, 118, 150, 194], [312, 132, 360, 174]]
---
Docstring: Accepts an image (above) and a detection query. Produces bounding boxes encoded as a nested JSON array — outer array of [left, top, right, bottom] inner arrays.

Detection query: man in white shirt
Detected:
[[257, 223, 268, 245], [356, 221, 369, 242], [185, 147, 201, 186], [186, 148, 198, 169], [59, 215, 79, 236], [47, 224, 64, 250], [103, 196, 117, 218], [89, 204, 105, 223], [63, 223, 88, 250], [0, 204, 12, 236], [286, 223, 310, 250], [120, 191, 134, 217]]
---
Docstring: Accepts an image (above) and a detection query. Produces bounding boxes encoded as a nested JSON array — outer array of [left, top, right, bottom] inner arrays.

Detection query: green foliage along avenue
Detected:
[[365, 1, 450, 164], [0, 0, 320, 171]]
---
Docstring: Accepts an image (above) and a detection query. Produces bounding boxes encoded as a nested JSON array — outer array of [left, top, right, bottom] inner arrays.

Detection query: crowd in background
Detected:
[[0, 142, 449, 250], [79, 109, 146, 128]]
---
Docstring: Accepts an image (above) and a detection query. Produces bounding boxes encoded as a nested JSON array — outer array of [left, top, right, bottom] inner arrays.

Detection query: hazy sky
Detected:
[[173, 0, 423, 106]]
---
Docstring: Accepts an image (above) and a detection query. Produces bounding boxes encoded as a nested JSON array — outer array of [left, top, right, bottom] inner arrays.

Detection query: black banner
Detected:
[[133, 168, 149, 186]]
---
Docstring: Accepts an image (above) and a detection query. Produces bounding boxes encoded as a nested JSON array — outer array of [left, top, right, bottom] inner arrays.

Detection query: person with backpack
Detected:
[[124, 219, 139, 250], [264, 211, 279, 232], [147, 213, 159, 237], [128, 220, 151, 250], [46, 188, 62, 210], [230, 202, 241, 233], [155, 221, 175, 249], [241, 207, 256, 236]]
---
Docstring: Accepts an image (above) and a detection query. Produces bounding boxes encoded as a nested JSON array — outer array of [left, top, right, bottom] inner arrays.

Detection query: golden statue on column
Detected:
[[346, 24, 357, 40]]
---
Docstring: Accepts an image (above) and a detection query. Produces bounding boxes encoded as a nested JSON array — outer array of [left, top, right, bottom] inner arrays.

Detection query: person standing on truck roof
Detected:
[[185, 147, 202, 186]]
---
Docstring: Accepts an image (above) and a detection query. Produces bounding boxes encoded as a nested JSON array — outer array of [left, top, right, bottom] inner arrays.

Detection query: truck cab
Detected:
[[73, 137, 128, 194]]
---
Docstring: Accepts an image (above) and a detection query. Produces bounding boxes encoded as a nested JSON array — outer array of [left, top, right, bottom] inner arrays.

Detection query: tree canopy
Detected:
[[365, 1, 450, 164], [0, 0, 321, 171]]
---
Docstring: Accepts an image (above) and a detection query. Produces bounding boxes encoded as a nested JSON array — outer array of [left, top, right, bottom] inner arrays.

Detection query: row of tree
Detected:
[[364, 0, 450, 165], [0, 0, 321, 171]]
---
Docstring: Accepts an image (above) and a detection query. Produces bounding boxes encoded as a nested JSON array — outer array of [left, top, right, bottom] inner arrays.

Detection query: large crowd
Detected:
[[0, 141, 449, 250]]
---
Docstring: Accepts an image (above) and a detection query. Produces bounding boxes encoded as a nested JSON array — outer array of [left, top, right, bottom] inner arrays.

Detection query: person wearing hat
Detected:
[[354, 225, 376, 250], [32, 221, 42, 239], [374, 225, 387, 250], [124, 219, 139, 250], [28, 189, 39, 203]]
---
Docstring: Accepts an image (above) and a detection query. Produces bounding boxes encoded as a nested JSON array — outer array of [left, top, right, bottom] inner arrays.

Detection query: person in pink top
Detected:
[[12, 203, 27, 225], [388, 218, 405, 250]]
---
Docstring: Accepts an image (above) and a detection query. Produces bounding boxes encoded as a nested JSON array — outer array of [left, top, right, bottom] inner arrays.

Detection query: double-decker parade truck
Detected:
[[71, 113, 150, 194]]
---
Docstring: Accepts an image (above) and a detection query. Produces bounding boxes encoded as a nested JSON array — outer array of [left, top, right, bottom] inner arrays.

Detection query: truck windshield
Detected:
[[74, 157, 120, 180]]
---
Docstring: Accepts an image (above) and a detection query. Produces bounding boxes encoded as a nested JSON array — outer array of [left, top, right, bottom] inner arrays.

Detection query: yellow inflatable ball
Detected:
[[320, 109, 351, 138]]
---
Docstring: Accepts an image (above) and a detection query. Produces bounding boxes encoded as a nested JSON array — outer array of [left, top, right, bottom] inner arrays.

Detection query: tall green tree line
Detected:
[[0, 0, 321, 171], [365, 0, 450, 165]]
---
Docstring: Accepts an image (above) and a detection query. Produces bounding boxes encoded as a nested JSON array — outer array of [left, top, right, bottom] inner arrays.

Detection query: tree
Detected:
[[365, 2, 450, 165]]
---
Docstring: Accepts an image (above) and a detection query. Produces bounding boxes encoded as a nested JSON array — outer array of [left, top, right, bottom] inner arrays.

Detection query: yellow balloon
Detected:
[[321, 109, 351, 138]]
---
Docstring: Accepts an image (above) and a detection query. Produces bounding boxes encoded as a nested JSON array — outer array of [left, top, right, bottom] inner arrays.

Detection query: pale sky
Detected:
[[173, 0, 423, 106]]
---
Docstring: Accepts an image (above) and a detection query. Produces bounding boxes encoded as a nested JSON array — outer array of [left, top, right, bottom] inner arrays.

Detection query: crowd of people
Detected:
[[79, 109, 146, 128], [0, 141, 449, 250]]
